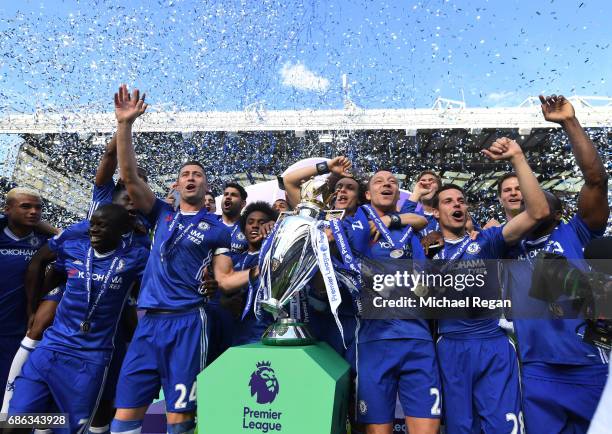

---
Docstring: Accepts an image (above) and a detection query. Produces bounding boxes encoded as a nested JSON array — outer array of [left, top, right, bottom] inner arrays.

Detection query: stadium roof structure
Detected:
[[1, 96, 611, 135], [1, 96, 610, 228]]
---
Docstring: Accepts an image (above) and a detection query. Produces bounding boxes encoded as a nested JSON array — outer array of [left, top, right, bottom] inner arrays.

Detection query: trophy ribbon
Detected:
[[310, 220, 346, 348]]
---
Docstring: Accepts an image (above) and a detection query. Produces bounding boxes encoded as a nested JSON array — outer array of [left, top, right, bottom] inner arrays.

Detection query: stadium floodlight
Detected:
[[294, 130, 306, 138], [405, 129, 418, 137]]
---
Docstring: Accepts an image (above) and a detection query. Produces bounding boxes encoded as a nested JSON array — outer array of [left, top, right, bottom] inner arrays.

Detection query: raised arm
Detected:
[[483, 138, 549, 244], [114, 84, 155, 213], [95, 134, 118, 187], [539, 95, 609, 231], [283, 157, 352, 208]]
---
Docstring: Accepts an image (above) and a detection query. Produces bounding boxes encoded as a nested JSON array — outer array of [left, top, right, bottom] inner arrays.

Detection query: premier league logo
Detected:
[[249, 361, 279, 404], [467, 242, 481, 254], [116, 259, 125, 272]]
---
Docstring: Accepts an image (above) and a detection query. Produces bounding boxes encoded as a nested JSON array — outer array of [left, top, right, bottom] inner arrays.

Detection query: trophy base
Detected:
[[261, 318, 316, 346]]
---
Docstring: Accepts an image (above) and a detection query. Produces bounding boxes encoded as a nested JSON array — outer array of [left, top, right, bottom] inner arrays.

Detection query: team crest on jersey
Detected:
[[466, 242, 481, 254], [29, 237, 40, 247], [197, 221, 210, 231], [237, 232, 246, 241], [116, 259, 125, 272], [358, 400, 368, 415]]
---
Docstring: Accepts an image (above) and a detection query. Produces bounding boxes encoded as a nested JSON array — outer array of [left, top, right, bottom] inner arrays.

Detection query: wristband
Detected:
[[316, 161, 330, 175], [389, 213, 402, 230]]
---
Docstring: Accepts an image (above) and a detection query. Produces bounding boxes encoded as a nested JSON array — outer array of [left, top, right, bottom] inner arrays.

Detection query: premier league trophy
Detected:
[[257, 177, 343, 345], [198, 174, 350, 434]]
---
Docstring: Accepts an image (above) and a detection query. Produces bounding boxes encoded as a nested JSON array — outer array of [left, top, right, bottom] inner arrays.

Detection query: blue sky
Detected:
[[0, 0, 610, 114]]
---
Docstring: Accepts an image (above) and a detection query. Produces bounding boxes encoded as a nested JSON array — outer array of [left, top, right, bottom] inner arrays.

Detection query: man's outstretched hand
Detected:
[[539, 94, 575, 124], [114, 84, 148, 124], [482, 137, 524, 162]]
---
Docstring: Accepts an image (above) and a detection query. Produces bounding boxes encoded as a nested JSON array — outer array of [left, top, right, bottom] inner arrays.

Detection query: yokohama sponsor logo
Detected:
[[0, 248, 37, 256]]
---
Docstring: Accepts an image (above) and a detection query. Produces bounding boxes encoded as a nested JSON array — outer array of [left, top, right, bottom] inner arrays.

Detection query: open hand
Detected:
[[328, 156, 352, 177], [114, 84, 148, 124]]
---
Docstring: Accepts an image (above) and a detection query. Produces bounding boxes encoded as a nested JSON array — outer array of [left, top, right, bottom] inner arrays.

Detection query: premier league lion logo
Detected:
[[249, 361, 279, 404]]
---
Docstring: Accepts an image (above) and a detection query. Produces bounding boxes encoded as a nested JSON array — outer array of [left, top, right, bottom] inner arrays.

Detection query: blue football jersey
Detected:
[[436, 226, 507, 338], [0, 228, 49, 337], [505, 215, 608, 365], [40, 237, 148, 363], [359, 211, 432, 343], [138, 199, 232, 310], [219, 218, 248, 254]]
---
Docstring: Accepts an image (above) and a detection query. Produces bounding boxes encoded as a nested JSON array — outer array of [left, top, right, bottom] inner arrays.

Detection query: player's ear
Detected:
[[433, 208, 440, 219], [365, 190, 372, 202]]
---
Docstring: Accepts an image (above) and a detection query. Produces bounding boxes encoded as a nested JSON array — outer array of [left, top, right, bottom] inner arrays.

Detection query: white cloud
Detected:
[[486, 91, 515, 102], [280, 62, 330, 92]]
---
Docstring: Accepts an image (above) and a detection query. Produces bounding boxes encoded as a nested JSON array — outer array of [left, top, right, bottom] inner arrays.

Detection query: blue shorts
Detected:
[[41, 286, 64, 303], [437, 335, 521, 434], [0, 335, 21, 405], [522, 363, 607, 434], [356, 338, 441, 424], [115, 308, 209, 413], [8, 347, 107, 434], [206, 303, 234, 364]]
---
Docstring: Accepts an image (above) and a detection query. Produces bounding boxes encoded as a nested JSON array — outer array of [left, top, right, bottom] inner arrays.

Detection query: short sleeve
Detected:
[[213, 225, 232, 255], [568, 214, 605, 246], [480, 226, 507, 258], [400, 199, 423, 215], [88, 180, 116, 219], [144, 198, 172, 227], [47, 220, 89, 253]]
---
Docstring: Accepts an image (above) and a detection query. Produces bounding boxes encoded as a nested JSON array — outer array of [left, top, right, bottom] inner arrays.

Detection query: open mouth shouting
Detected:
[[335, 193, 349, 207], [450, 210, 465, 223], [185, 183, 196, 194]]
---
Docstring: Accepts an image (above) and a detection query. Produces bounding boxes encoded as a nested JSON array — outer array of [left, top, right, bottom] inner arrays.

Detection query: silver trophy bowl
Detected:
[[258, 178, 342, 345]]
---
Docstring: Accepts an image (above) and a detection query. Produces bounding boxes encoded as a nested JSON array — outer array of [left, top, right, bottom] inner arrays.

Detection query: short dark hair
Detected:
[[178, 160, 206, 177], [416, 170, 442, 189], [432, 184, 466, 209], [92, 203, 131, 233], [239, 201, 278, 233], [497, 172, 518, 196], [224, 182, 248, 200], [204, 191, 215, 199]]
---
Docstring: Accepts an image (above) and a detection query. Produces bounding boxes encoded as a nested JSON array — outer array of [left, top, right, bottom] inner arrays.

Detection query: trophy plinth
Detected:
[[262, 318, 316, 346]]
